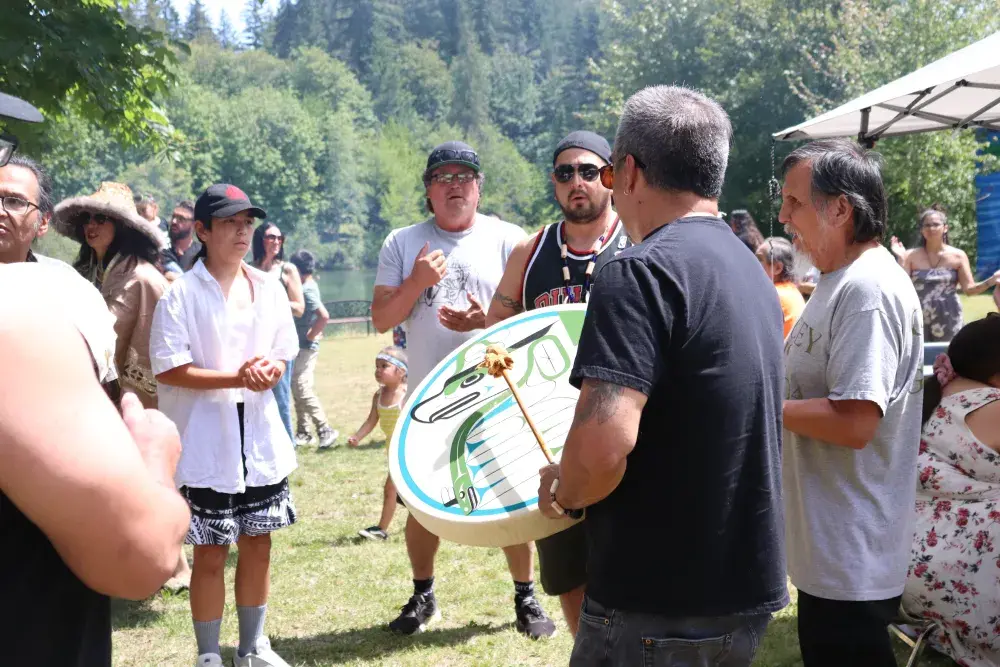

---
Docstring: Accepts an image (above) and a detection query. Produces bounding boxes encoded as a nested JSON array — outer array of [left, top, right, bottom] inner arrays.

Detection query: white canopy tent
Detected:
[[773, 31, 1000, 144]]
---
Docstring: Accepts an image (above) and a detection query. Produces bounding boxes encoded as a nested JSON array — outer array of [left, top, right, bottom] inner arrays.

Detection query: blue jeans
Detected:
[[273, 357, 295, 441], [570, 596, 770, 667]]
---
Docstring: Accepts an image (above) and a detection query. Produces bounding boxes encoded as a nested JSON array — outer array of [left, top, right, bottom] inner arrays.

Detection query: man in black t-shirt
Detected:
[[538, 86, 788, 666]]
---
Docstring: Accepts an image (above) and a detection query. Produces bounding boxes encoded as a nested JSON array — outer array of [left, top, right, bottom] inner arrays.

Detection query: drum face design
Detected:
[[390, 305, 586, 547]]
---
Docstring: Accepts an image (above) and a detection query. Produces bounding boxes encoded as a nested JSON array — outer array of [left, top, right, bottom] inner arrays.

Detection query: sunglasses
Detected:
[[553, 164, 601, 183], [0, 132, 17, 168], [83, 212, 114, 225], [599, 155, 647, 190], [429, 149, 480, 168], [429, 172, 477, 185]]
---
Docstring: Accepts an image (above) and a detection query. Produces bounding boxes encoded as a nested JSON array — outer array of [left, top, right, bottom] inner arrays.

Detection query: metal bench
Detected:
[[889, 605, 943, 667]]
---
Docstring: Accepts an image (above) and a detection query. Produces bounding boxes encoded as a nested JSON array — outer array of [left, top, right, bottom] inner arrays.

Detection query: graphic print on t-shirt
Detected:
[[419, 256, 482, 309]]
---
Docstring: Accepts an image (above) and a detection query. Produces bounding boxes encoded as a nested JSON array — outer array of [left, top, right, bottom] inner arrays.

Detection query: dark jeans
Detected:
[[797, 590, 901, 667], [570, 595, 771, 667]]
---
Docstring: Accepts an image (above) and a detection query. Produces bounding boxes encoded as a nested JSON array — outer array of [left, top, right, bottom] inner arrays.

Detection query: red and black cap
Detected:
[[194, 184, 266, 223]]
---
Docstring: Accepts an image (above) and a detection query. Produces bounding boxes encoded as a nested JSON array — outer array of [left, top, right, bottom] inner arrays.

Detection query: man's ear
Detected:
[[35, 211, 51, 237]]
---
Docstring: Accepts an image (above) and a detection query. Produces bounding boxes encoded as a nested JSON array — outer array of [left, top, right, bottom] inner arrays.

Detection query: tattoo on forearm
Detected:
[[492, 291, 523, 313], [576, 382, 625, 425]]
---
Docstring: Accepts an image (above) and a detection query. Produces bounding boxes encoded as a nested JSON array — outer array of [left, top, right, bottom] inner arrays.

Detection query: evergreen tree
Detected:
[[217, 10, 239, 49], [243, 0, 275, 50], [184, 0, 216, 42]]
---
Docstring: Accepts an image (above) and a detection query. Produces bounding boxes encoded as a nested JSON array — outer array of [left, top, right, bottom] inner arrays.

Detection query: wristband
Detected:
[[549, 478, 584, 520]]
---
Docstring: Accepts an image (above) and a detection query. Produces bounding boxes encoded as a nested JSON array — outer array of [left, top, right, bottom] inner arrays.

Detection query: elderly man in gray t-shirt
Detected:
[[779, 140, 923, 667]]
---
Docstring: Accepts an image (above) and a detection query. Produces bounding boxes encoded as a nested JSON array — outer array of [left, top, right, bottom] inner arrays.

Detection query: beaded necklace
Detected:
[[559, 217, 619, 304]]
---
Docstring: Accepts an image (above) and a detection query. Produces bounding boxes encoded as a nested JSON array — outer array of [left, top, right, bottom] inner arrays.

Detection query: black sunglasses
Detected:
[[428, 149, 480, 168], [553, 164, 601, 183]]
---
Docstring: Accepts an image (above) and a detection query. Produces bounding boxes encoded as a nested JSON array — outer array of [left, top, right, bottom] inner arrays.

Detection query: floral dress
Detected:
[[912, 268, 963, 342], [903, 388, 1000, 666]]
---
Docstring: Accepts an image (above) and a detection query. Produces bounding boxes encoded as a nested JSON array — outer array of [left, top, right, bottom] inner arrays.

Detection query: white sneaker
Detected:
[[318, 427, 339, 449], [196, 654, 223, 667], [232, 637, 291, 667]]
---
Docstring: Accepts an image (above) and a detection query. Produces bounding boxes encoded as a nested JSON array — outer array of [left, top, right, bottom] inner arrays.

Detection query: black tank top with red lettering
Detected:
[[521, 218, 631, 310]]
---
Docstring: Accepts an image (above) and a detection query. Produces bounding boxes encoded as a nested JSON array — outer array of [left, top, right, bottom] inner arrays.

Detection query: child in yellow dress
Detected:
[[349, 346, 407, 541]]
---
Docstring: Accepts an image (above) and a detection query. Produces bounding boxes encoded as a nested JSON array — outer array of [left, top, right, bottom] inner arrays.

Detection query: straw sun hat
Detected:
[[53, 181, 161, 248]]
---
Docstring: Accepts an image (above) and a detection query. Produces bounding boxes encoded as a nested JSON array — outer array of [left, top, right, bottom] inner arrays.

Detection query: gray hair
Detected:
[[761, 236, 796, 282], [612, 85, 732, 198], [781, 139, 887, 244], [4, 154, 53, 215]]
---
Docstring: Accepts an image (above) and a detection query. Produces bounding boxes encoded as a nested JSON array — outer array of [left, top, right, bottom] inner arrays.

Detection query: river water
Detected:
[[314, 268, 378, 303]]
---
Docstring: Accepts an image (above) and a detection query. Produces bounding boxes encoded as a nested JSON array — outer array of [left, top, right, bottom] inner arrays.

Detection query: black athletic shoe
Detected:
[[388, 592, 440, 635], [515, 595, 556, 639]]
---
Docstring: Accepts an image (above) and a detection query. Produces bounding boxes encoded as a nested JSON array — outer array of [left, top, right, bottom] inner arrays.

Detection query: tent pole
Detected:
[[858, 107, 875, 148]]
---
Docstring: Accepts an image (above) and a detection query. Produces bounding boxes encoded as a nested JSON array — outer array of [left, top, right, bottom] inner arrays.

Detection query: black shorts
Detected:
[[536, 521, 588, 596], [179, 403, 297, 546]]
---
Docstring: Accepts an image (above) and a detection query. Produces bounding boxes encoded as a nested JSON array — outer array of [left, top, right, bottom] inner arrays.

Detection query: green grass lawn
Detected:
[[961, 293, 997, 322], [112, 331, 961, 666]]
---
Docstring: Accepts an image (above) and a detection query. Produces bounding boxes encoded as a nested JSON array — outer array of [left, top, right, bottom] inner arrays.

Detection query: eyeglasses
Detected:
[[598, 155, 647, 190], [264, 234, 283, 241], [921, 223, 944, 229], [83, 212, 114, 225], [171, 214, 194, 223], [0, 133, 17, 168], [429, 172, 477, 185], [553, 164, 601, 183], [0, 195, 40, 216]]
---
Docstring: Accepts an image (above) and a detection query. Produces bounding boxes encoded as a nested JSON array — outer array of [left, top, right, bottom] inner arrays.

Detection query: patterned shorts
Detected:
[[180, 479, 297, 546]]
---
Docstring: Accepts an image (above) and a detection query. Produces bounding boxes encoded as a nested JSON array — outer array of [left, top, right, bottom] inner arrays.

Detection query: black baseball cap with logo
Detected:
[[194, 184, 267, 223], [425, 141, 481, 174]]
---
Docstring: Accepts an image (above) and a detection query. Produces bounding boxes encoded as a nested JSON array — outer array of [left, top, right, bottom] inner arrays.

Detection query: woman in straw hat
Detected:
[[53, 182, 169, 410]]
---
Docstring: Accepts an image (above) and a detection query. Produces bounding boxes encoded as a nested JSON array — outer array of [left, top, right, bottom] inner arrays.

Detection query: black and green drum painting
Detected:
[[389, 304, 586, 547]]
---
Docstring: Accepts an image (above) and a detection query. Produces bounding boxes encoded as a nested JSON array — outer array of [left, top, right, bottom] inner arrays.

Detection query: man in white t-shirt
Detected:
[[780, 139, 923, 666], [372, 141, 556, 639]]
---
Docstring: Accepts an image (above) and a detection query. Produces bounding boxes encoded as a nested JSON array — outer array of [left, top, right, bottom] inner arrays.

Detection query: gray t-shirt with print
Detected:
[[783, 246, 923, 601], [374, 214, 526, 390]]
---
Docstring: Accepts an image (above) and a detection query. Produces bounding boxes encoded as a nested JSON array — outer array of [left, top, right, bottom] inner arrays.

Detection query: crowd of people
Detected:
[[3, 80, 1000, 667]]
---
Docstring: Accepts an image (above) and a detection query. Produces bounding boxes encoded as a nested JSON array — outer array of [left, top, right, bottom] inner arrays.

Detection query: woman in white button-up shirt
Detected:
[[149, 183, 298, 667]]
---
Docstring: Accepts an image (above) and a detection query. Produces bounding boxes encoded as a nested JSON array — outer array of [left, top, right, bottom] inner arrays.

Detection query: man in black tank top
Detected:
[[486, 131, 630, 637]]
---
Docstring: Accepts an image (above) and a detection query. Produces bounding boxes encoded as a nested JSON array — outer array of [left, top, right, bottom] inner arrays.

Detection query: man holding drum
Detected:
[[486, 130, 629, 636], [372, 141, 557, 639], [538, 86, 788, 665]]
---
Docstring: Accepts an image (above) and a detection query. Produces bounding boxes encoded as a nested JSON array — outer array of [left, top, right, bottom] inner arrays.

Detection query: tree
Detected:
[[0, 0, 182, 150], [217, 11, 240, 50], [184, 0, 216, 43], [243, 0, 274, 50]]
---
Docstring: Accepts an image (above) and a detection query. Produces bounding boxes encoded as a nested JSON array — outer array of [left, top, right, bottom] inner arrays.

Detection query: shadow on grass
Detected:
[[271, 620, 512, 663], [111, 597, 163, 630], [287, 533, 380, 549]]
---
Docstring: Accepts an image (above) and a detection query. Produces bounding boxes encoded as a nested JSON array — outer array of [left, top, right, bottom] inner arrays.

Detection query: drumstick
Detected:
[[478, 344, 556, 464]]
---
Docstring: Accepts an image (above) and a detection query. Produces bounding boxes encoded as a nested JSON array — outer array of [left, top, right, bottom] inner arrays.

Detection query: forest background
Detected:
[[5, 0, 1000, 269]]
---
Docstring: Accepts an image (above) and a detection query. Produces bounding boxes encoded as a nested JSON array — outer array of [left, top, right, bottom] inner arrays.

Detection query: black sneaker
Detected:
[[515, 595, 556, 639], [388, 592, 440, 635], [358, 526, 389, 541]]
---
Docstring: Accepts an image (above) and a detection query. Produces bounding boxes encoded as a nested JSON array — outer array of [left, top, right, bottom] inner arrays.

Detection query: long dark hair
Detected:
[[917, 206, 949, 247], [729, 209, 765, 254], [252, 222, 283, 265], [923, 313, 1000, 424], [71, 213, 160, 274]]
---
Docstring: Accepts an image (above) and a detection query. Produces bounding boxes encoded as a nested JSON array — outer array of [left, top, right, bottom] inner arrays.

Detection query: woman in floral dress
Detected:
[[903, 313, 1000, 666], [890, 209, 999, 342]]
